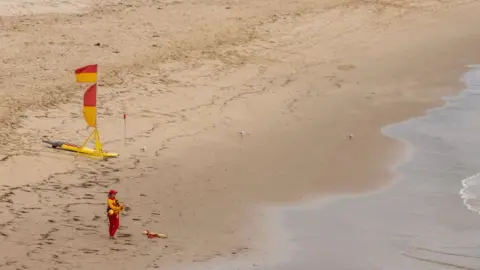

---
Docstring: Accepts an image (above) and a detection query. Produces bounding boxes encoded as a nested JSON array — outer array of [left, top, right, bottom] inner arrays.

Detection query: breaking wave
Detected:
[[460, 172, 480, 214]]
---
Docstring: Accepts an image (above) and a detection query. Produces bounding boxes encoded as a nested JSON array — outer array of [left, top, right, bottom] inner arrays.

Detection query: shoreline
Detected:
[[202, 67, 475, 270], [1, 1, 480, 269], [271, 65, 480, 270]]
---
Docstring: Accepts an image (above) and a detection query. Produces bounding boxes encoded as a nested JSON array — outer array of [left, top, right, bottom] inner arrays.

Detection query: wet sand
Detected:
[[1, 1, 480, 269], [241, 66, 480, 270]]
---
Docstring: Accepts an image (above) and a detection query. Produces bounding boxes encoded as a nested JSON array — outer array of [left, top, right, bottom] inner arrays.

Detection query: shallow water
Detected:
[[177, 66, 480, 270], [267, 66, 480, 269], [266, 66, 480, 270]]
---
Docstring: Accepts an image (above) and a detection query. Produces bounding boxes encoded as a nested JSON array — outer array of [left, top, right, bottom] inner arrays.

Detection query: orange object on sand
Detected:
[[143, 230, 168, 238]]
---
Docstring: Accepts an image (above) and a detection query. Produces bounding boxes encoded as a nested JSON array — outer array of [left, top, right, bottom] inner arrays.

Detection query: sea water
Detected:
[[175, 66, 480, 270], [264, 66, 480, 269]]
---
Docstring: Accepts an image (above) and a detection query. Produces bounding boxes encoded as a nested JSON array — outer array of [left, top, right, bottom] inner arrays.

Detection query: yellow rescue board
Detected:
[[60, 143, 119, 158], [43, 140, 119, 158]]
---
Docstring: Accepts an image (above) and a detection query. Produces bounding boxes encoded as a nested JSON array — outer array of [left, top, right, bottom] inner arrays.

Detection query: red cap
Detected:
[[108, 189, 118, 195]]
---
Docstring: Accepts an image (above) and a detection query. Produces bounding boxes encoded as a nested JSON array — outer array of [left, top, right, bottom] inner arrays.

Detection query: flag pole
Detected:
[[123, 113, 127, 145], [96, 65, 98, 135], [94, 65, 103, 158]]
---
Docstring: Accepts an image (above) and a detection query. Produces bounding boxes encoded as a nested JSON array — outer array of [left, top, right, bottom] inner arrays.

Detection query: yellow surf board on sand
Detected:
[[61, 143, 119, 157], [43, 140, 119, 158]]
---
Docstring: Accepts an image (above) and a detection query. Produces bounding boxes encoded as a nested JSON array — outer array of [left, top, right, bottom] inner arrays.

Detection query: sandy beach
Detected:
[[1, 0, 480, 269]]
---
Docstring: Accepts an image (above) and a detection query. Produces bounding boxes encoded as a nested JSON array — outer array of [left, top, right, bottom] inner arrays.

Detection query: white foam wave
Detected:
[[460, 172, 480, 213]]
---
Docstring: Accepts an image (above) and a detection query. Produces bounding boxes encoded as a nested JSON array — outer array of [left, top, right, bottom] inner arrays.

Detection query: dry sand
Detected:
[[1, 0, 480, 269]]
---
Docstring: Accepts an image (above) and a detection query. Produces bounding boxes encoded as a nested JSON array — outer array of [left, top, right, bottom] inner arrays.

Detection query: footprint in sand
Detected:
[[83, 193, 95, 199], [110, 247, 127, 251], [337, 64, 356, 70], [116, 233, 132, 238], [80, 248, 99, 254]]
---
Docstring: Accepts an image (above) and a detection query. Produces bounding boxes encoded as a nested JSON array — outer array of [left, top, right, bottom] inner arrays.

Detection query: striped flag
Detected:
[[75, 64, 97, 83], [83, 84, 97, 127]]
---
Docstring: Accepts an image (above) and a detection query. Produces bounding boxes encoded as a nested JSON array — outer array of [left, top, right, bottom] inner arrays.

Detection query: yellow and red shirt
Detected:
[[107, 198, 123, 217]]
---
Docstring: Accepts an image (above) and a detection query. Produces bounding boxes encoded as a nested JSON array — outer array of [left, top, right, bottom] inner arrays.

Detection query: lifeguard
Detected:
[[107, 189, 123, 239]]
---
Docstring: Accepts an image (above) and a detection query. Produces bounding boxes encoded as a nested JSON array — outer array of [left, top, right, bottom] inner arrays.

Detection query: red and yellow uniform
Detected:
[[107, 190, 123, 238]]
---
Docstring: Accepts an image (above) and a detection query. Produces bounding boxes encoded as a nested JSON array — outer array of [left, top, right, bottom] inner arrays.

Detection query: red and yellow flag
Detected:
[[75, 64, 97, 83], [83, 84, 97, 127]]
